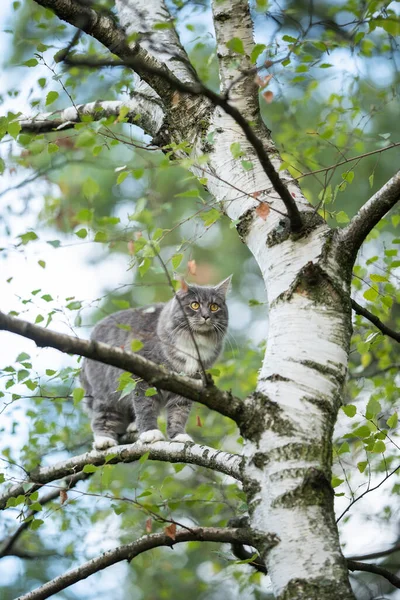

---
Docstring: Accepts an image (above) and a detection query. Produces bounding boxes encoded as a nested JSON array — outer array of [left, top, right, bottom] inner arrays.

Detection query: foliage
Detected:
[[0, 0, 399, 598]]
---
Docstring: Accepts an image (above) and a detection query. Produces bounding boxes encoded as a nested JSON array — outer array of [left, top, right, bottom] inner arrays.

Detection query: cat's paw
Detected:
[[126, 422, 137, 434], [138, 429, 165, 444], [170, 433, 194, 444], [93, 435, 118, 450]]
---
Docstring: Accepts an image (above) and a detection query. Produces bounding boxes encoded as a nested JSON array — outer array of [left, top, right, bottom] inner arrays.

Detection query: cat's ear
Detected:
[[214, 275, 232, 296]]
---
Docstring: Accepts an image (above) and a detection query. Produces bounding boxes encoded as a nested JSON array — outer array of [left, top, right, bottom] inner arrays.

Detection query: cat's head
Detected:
[[170, 276, 232, 336]]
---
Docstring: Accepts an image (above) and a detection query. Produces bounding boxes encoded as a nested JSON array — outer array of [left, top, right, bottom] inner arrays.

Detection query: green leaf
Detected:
[[145, 387, 158, 397], [226, 37, 245, 55], [387, 412, 398, 429], [370, 274, 387, 282], [336, 211, 350, 224], [73, 387, 85, 405], [66, 301, 81, 310], [45, 91, 59, 106], [19, 231, 38, 244], [363, 287, 378, 302], [251, 44, 266, 63], [241, 160, 254, 171], [82, 464, 98, 473], [75, 228, 88, 239], [200, 208, 221, 227], [357, 461, 368, 473], [320, 63, 333, 68], [16, 352, 30, 362], [38, 260, 46, 268], [8, 121, 21, 139], [342, 171, 354, 184], [369, 173, 374, 188], [138, 451, 150, 464], [131, 339, 144, 352], [341, 404, 356, 417], [331, 476, 344, 488], [174, 189, 200, 198], [282, 35, 297, 43], [338, 442, 350, 454], [230, 142, 244, 159], [48, 142, 59, 154], [47, 240, 61, 248], [112, 299, 130, 309], [371, 440, 386, 453], [23, 58, 38, 67], [29, 519, 44, 531], [117, 171, 129, 184], [171, 253, 183, 269], [353, 425, 372, 439], [94, 231, 107, 243], [234, 552, 260, 565]]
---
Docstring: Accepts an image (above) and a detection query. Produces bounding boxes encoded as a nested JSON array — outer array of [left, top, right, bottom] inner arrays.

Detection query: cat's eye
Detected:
[[190, 301, 200, 310], [210, 303, 219, 312]]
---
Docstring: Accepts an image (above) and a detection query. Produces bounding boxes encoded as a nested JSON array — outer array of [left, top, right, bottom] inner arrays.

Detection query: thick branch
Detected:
[[351, 299, 400, 343], [0, 311, 243, 423], [340, 170, 400, 259], [0, 441, 243, 510], [347, 559, 400, 589], [17, 527, 252, 600], [19, 98, 164, 137]]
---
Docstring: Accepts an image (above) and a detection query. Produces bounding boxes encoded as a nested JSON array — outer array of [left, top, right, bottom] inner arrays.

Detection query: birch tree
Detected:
[[1, 1, 399, 599]]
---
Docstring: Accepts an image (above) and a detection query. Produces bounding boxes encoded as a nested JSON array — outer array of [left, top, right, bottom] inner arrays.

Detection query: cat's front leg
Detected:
[[133, 391, 165, 443], [90, 399, 126, 450], [166, 395, 193, 443]]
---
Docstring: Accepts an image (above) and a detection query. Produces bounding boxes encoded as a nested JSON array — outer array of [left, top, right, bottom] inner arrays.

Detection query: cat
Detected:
[[80, 276, 231, 450]]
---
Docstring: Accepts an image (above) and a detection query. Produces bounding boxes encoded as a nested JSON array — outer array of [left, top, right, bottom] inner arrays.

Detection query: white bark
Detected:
[[115, 0, 196, 84], [19, 96, 164, 137]]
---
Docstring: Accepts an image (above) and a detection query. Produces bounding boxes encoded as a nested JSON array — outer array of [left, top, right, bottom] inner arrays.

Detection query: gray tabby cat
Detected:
[[81, 276, 231, 449]]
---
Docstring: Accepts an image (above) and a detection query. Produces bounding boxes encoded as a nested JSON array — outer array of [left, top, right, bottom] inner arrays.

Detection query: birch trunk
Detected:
[[114, 1, 356, 598]]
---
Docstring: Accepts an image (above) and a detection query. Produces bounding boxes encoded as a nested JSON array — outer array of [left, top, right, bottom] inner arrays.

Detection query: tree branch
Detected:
[[0, 311, 244, 423], [0, 472, 89, 557], [19, 98, 165, 137], [0, 441, 243, 510], [339, 170, 400, 259], [348, 542, 400, 562], [351, 299, 400, 343], [347, 559, 400, 589], [16, 526, 252, 600]]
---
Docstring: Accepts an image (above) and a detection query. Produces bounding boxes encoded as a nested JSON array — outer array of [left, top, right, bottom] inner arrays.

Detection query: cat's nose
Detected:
[[202, 315, 210, 322]]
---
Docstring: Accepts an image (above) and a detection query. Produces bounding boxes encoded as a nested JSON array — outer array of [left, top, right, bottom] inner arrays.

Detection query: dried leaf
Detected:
[[127, 240, 135, 255], [255, 202, 270, 221], [262, 90, 274, 103], [145, 518, 152, 533], [187, 259, 197, 275], [196, 415, 202, 427], [60, 490, 68, 505], [255, 74, 272, 88], [164, 522, 177, 540], [179, 278, 188, 292], [252, 190, 261, 198], [135, 231, 143, 239], [264, 60, 273, 68]]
